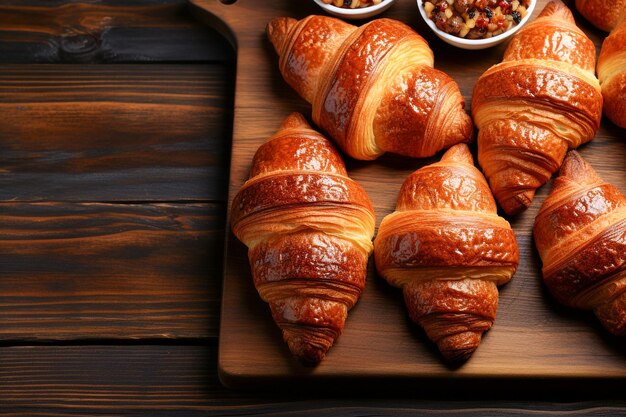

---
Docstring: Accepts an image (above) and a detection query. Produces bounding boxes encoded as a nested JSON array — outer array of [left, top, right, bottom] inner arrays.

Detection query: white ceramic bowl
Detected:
[[313, 0, 395, 20], [417, 0, 536, 49]]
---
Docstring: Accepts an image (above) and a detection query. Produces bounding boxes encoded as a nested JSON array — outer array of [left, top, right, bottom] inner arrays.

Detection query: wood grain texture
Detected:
[[1, 1, 625, 413], [1, 344, 626, 415], [0, 1, 233, 63], [0, 344, 218, 414], [0, 202, 224, 340], [0, 64, 233, 202], [189, 0, 626, 386]]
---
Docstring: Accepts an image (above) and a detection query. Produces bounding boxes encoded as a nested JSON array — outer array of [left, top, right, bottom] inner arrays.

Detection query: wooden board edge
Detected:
[[189, 0, 626, 387], [188, 0, 239, 50]]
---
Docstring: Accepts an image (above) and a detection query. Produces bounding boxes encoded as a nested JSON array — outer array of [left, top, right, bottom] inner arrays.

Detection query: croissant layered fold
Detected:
[[534, 151, 626, 336], [472, 1, 602, 215], [267, 16, 473, 160], [230, 113, 376, 364], [597, 19, 626, 128], [374, 144, 519, 363]]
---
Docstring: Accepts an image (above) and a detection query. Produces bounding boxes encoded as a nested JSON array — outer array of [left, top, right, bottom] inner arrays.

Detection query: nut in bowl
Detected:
[[418, 0, 536, 49], [313, 0, 396, 20]]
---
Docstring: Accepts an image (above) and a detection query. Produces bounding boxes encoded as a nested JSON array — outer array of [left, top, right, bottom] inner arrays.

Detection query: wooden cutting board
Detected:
[[190, 0, 626, 388]]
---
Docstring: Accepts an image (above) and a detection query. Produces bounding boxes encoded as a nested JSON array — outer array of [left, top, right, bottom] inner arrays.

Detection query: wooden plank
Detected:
[[0, 344, 219, 414], [0, 202, 224, 340], [189, 0, 626, 386], [0, 64, 233, 202], [0, 1, 233, 63], [1, 345, 626, 415]]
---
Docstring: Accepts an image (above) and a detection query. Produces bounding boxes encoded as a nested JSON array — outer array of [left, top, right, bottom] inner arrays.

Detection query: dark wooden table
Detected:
[[1, 1, 625, 415]]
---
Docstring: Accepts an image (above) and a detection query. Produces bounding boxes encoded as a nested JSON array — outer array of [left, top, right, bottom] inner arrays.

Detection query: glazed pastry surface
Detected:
[[534, 151, 626, 336], [230, 113, 376, 364], [472, 1, 602, 215], [267, 16, 473, 160], [374, 144, 519, 363], [597, 19, 626, 128]]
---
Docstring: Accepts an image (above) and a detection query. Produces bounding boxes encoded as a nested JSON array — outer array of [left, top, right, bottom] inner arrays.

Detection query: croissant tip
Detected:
[[286, 336, 330, 366], [594, 294, 626, 337], [539, 0, 574, 21], [441, 143, 473, 165], [440, 346, 478, 364], [560, 150, 584, 173], [266, 17, 298, 55], [559, 151, 601, 184], [279, 112, 310, 130], [436, 331, 483, 364], [499, 190, 534, 215]]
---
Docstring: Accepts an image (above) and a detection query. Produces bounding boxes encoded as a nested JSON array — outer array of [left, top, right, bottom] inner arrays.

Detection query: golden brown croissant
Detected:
[[575, 0, 626, 32], [374, 144, 519, 363], [230, 113, 376, 364], [266, 16, 473, 161], [534, 151, 626, 336], [472, 1, 603, 215], [598, 19, 626, 128]]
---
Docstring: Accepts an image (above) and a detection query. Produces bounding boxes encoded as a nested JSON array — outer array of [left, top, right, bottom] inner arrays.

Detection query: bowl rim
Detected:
[[313, 0, 396, 16], [416, 0, 537, 46]]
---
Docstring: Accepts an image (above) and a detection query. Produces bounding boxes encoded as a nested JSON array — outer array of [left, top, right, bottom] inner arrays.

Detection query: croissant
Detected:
[[230, 113, 376, 364], [575, 0, 626, 32], [374, 144, 519, 363], [597, 19, 626, 128], [472, 1, 603, 215], [534, 151, 626, 336], [266, 16, 473, 161]]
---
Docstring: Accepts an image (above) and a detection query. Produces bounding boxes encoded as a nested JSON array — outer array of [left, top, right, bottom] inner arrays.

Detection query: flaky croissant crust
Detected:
[[231, 113, 376, 364], [374, 144, 519, 363], [534, 151, 626, 336], [375, 144, 518, 287], [472, 1, 602, 215], [267, 16, 472, 160], [597, 19, 626, 128]]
